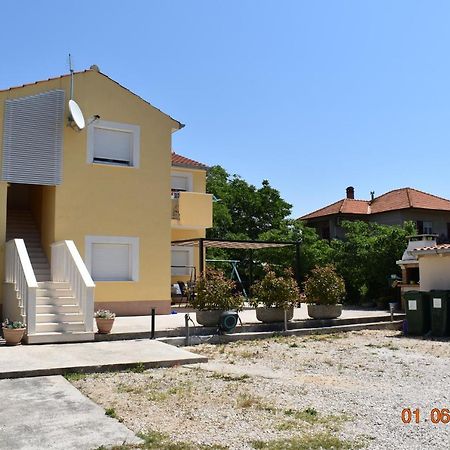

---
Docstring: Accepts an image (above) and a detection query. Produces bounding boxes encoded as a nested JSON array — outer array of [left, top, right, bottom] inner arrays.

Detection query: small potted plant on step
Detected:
[[304, 264, 346, 319], [251, 266, 300, 323], [2, 318, 26, 345], [94, 309, 116, 334], [192, 268, 244, 327]]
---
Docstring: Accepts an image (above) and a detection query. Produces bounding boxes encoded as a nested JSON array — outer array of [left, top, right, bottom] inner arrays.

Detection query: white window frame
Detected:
[[85, 236, 139, 281], [171, 171, 193, 195], [87, 120, 140, 168], [171, 245, 194, 276]]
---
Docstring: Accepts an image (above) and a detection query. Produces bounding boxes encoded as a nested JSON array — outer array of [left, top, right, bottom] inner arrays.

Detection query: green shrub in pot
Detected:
[[192, 269, 244, 326], [303, 265, 346, 319], [251, 267, 300, 323]]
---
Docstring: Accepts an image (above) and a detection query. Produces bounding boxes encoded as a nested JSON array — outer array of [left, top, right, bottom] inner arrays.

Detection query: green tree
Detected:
[[331, 220, 415, 302], [206, 166, 291, 240]]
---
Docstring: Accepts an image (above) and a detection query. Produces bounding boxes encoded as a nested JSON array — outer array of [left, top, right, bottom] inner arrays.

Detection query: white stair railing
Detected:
[[51, 240, 95, 332], [5, 239, 38, 334]]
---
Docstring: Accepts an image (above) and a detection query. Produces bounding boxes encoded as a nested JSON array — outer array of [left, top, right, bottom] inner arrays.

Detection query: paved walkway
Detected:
[[0, 375, 140, 450], [0, 339, 207, 379], [106, 306, 402, 335]]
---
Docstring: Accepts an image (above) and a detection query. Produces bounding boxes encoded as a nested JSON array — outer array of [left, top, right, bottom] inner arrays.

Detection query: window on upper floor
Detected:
[[423, 221, 433, 234], [171, 172, 193, 196], [87, 120, 140, 167]]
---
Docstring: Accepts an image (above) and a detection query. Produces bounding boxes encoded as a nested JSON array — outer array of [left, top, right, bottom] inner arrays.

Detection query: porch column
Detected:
[[199, 238, 205, 276]]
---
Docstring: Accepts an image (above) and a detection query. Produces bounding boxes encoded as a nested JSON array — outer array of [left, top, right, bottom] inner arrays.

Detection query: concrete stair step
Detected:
[[36, 313, 84, 323], [36, 304, 79, 314], [35, 322, 86, 333], [36, 290, 74, 301], [26, 331, 94, 344], [37, 282, 71, 290], [36, 296, 76, 305]]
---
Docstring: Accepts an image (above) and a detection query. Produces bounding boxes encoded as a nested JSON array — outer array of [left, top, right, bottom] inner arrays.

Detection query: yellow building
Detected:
[[0, 67, 212, 343]]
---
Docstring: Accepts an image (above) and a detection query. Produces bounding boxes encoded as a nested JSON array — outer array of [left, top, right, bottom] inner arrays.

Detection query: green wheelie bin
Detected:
[[429, 290, 450, 337], [403, 291, 431, 335]]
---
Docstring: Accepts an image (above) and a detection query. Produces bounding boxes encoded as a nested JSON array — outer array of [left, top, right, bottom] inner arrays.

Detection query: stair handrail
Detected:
[[51, 240, 95, 332], [5, 239, 38, 334]]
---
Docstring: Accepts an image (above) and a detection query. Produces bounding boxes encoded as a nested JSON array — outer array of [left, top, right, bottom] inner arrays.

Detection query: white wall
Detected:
[[419, 254, 450, 291]]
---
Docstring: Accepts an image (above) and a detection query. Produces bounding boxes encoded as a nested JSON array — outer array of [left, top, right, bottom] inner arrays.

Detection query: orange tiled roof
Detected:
[[300, 188, 450, 220], [300, 199, 369, 220], [171, 152, 208, 170]]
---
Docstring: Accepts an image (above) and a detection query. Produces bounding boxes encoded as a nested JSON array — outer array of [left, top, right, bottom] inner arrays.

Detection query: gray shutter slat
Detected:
[[2, 89, 65, 185]]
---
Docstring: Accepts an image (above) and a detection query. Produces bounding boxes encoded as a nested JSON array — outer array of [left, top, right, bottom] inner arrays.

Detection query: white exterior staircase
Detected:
[[6, 210, 51, 281], [4, 210, 95, 344]]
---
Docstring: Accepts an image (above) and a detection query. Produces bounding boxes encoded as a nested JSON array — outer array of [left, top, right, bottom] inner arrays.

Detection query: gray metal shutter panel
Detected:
[[2, 89, 65, 185]]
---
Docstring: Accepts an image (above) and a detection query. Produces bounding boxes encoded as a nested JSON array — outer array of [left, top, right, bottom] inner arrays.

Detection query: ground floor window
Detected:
[[85, 236, 139, 281], [171, 246, 194, 276]]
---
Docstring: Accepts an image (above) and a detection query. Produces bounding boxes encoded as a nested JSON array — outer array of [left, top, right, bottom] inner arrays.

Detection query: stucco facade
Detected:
[[0, 69, 212, 316]]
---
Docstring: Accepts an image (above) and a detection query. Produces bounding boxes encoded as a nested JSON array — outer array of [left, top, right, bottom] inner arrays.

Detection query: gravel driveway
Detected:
[[72, 330, 450, 449]]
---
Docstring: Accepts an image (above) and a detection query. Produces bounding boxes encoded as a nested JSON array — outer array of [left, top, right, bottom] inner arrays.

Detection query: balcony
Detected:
[[171, 191, 213, 228]]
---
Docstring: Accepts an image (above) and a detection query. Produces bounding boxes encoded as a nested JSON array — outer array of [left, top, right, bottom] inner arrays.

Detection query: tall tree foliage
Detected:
[[206, 166, 291, 240], [330, 220, 415, 302], [205, 165, 414, 304]]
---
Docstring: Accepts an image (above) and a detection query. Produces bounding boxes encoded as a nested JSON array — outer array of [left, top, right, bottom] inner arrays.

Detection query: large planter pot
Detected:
[[2, 327, 25, 345], [256, 306, 294, 323], [307, 304, 342, 319], [196, 310, 225, 327], [96, 318, 115, 334]]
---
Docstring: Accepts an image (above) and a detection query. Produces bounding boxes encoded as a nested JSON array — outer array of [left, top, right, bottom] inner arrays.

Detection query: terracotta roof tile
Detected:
[[300, 187, 450, 220], [171, 152, 208, 170], [300, 199, 369, 220], [414, 243, 450, 252]]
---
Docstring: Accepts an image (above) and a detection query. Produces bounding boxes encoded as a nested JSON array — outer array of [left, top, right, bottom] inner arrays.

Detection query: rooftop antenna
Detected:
[[67, 53, 86, 131], [69, 53, 74, 100]]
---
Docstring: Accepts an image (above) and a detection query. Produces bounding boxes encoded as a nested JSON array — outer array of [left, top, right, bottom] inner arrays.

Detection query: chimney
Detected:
[[370, 191, 375, 201], [346, 186, 354, 199]]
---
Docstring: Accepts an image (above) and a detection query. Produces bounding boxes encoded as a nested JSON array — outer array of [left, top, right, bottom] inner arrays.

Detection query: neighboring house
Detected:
[[0, 67, 212, 343], [300, 186, 450, 240]]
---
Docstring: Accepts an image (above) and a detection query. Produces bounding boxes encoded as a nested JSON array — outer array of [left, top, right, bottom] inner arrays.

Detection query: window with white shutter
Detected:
[[171, 246, 193, 276], [87, 120, 140, 167], [85, 236, 139, 281], [171, 171, 193, 194]]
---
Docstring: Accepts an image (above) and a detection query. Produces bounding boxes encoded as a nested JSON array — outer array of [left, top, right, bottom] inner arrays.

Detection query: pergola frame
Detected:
[[171, 237, 301, 286]]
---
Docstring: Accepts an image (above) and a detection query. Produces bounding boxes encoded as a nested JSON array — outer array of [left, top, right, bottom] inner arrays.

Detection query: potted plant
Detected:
[[94, 309, 116, 334], [2, 318, 26, 345], [303, 264, 346, 319], [251, 267, 300, 323], [192, 268, 244, 327]]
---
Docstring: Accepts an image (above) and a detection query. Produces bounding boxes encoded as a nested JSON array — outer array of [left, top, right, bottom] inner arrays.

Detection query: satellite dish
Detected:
[[68, 99, 85, 130]]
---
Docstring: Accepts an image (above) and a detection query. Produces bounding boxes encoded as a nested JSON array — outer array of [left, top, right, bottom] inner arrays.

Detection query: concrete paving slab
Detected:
[[0, 339, 207, 379], [0, 375, 140, 450]]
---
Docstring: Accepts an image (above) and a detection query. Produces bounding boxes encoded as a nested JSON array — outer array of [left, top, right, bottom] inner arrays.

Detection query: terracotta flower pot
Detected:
[[307, 304, 342, 319], [256, 306, 294, 323], [95, 318, 115, 334], [2, 327, 25, 345]]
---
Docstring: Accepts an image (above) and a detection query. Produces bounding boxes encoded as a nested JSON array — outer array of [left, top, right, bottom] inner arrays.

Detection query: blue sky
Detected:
[[1, 1, 450, 217]]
